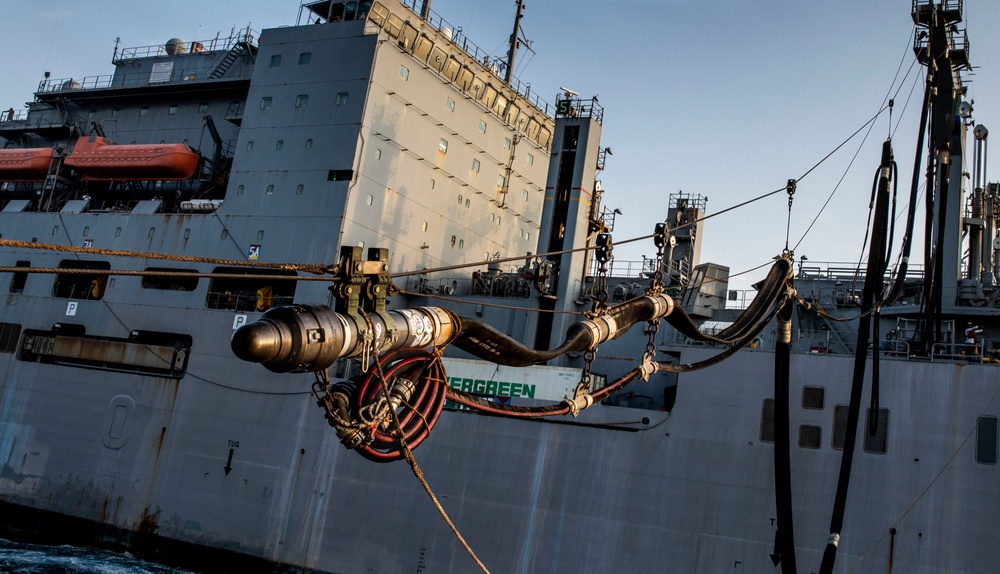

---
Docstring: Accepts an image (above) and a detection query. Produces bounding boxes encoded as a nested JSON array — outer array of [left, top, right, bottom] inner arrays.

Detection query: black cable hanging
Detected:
[[772, 292, 798, 573], [818, 139, 895, 574]]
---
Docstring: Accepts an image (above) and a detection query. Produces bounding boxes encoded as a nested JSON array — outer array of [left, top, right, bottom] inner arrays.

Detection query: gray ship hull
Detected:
[[4, 343, 998, 573]]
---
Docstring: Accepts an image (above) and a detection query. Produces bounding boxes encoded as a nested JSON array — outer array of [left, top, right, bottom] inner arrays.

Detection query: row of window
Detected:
[[93, 102, 215, 120], [8, 261, 296, 311], [369, 1, 552, 149], [269, 51, 313, 67], [760, 396, 1000, 464]]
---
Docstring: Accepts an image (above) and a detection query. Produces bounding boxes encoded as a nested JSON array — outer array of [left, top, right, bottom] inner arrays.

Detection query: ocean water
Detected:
[[0, 538, 194, 574]]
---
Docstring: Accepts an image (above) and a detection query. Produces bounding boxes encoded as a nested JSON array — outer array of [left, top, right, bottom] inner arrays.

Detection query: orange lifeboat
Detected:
[[64, 136, 201, 180], [0, 147, 55, 181]]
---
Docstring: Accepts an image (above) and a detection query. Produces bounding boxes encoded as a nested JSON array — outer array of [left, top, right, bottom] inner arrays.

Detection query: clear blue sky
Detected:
[[3, 1, 999, 293]]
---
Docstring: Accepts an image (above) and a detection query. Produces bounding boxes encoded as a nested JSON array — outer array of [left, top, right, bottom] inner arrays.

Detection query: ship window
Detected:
[[206, 266, 297, 311], [760, 398, 775, 442], [295, 94, 309, 108], [266, 185, 274, 195], [168, 104, 178, 115], [524, 231, 529, 242], [429, 179, 435, 189], [357, 241, 364, 249], [438, 139, 448, 153], [976, 416, 998, 464], [799, 425, 821, 449], [83, 226, 90, 237], [422, 221, 428, 232], [270, 54, 282, 67], [490, 213, 495, 223], [497, 175, 505, 188], [296, 184, 304, 195], [328, 169, 353, 181], [366, 194, 374, 205], [87, 110, 96, 120], [521, 189, 529, 201], [305, 139, 313, 149], [458, 239, 464, 249], [257, 230, 265, 240], [399, 65, 409, 80], [52, 260, 111, 300], [237, 184, 244, 195], [450, 235, 456, 247], [10, 261, 30, 293], [198, 103, 209, 113], [0, 322, 20, 354], [298, 52, 312, 65], [526, 153, 534, 166], [336, 92, 349, 106], [478, 120, 487, 133], [457, 194, 463, 204], [496, 216, 501, 226], [52, 226, 59, 236], [221, 230, 229, 240], [260, 97, 272, 110], [375, 149, 382, 160], [115, 227, 122, 238], [247, 141, 254, 151], [471, 159, 480, 173], [275, 140, 284, 150], [139, 107, 149, 117], [111, 108, 120, 118], [465, 199, 470, 208], [802, 386, 825, 410], [504, 137, 511, 150], [446, 98, 455, 112], [142, 268, 198, 291]]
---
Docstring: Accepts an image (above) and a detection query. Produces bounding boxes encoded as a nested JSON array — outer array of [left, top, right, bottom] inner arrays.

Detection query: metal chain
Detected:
[[648, 222, 667, 295]]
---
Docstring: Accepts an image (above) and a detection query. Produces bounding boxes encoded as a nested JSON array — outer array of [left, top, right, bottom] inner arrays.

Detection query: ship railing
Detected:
[[798, 261, 925, 282], [112, 27, 260, 64], [39, 66, 255, 94], [0, 107, 27, 124], [392, 0, 552, 116], [931, 341, 998, 363]]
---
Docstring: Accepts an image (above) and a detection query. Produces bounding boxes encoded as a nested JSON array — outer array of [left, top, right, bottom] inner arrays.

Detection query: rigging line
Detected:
[[890, 64, 923, 140], [396, 289, 583, 315], [213, 210, 256, 263], [844, 379, 1000, 574], [796, 104, 889, 183], [370, 351, 491, 574], [0, 267, 328, 281], [791, 110, 883, 252], [0, 238, 327, 273]]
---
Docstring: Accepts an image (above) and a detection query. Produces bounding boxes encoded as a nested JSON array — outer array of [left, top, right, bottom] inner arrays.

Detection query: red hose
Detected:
[[353, 348, 447, 462]]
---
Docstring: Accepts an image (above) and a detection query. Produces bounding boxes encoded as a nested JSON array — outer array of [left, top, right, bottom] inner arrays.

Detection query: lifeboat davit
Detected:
[[0, 147, 55, 181], [65, 136, 201, 180]]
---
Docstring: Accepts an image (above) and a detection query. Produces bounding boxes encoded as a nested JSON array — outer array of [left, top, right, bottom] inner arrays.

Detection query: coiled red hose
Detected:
[[353, 348, 447, 462]]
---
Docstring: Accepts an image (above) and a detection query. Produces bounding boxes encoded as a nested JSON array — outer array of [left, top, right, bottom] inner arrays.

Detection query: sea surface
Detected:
[[0, 538, 194, 574]]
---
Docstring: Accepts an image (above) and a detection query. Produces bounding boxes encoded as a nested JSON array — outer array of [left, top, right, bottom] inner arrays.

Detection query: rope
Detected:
[[0, 238, 328, 274], [0, 266, 329, 281], [367, 339, 491, 573]]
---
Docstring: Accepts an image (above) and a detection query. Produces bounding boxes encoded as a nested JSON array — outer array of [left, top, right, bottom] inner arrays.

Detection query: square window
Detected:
[[438, 139, 448, 153], [504, 137, 511, 150], [168, 104, 178, 115], [399, 65, 409, 80], [111, 108, 120, 118], [803, 386, 825, 410], [446, 98, 455, 112], [478, 120, 487, 133], [87, 110, 96, 119], [260, 96, 272, 110], [139, 106, 149, 117], [198, 103, 209, 113], [497, 175, 505, 188], [270, 54, 282, 67], [295, 94, 309, 108], [336, 92, 349, 106], [299, 52, 312, 64], [799, 425, 821, 449], [471, 159, 480, 173]]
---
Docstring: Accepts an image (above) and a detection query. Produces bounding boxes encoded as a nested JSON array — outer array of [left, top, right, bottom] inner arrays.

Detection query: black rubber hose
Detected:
[[773, 295, 798, 574]]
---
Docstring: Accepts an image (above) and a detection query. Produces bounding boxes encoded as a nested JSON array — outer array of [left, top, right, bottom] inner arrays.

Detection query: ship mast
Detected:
[[504, 0, 526, 83]]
